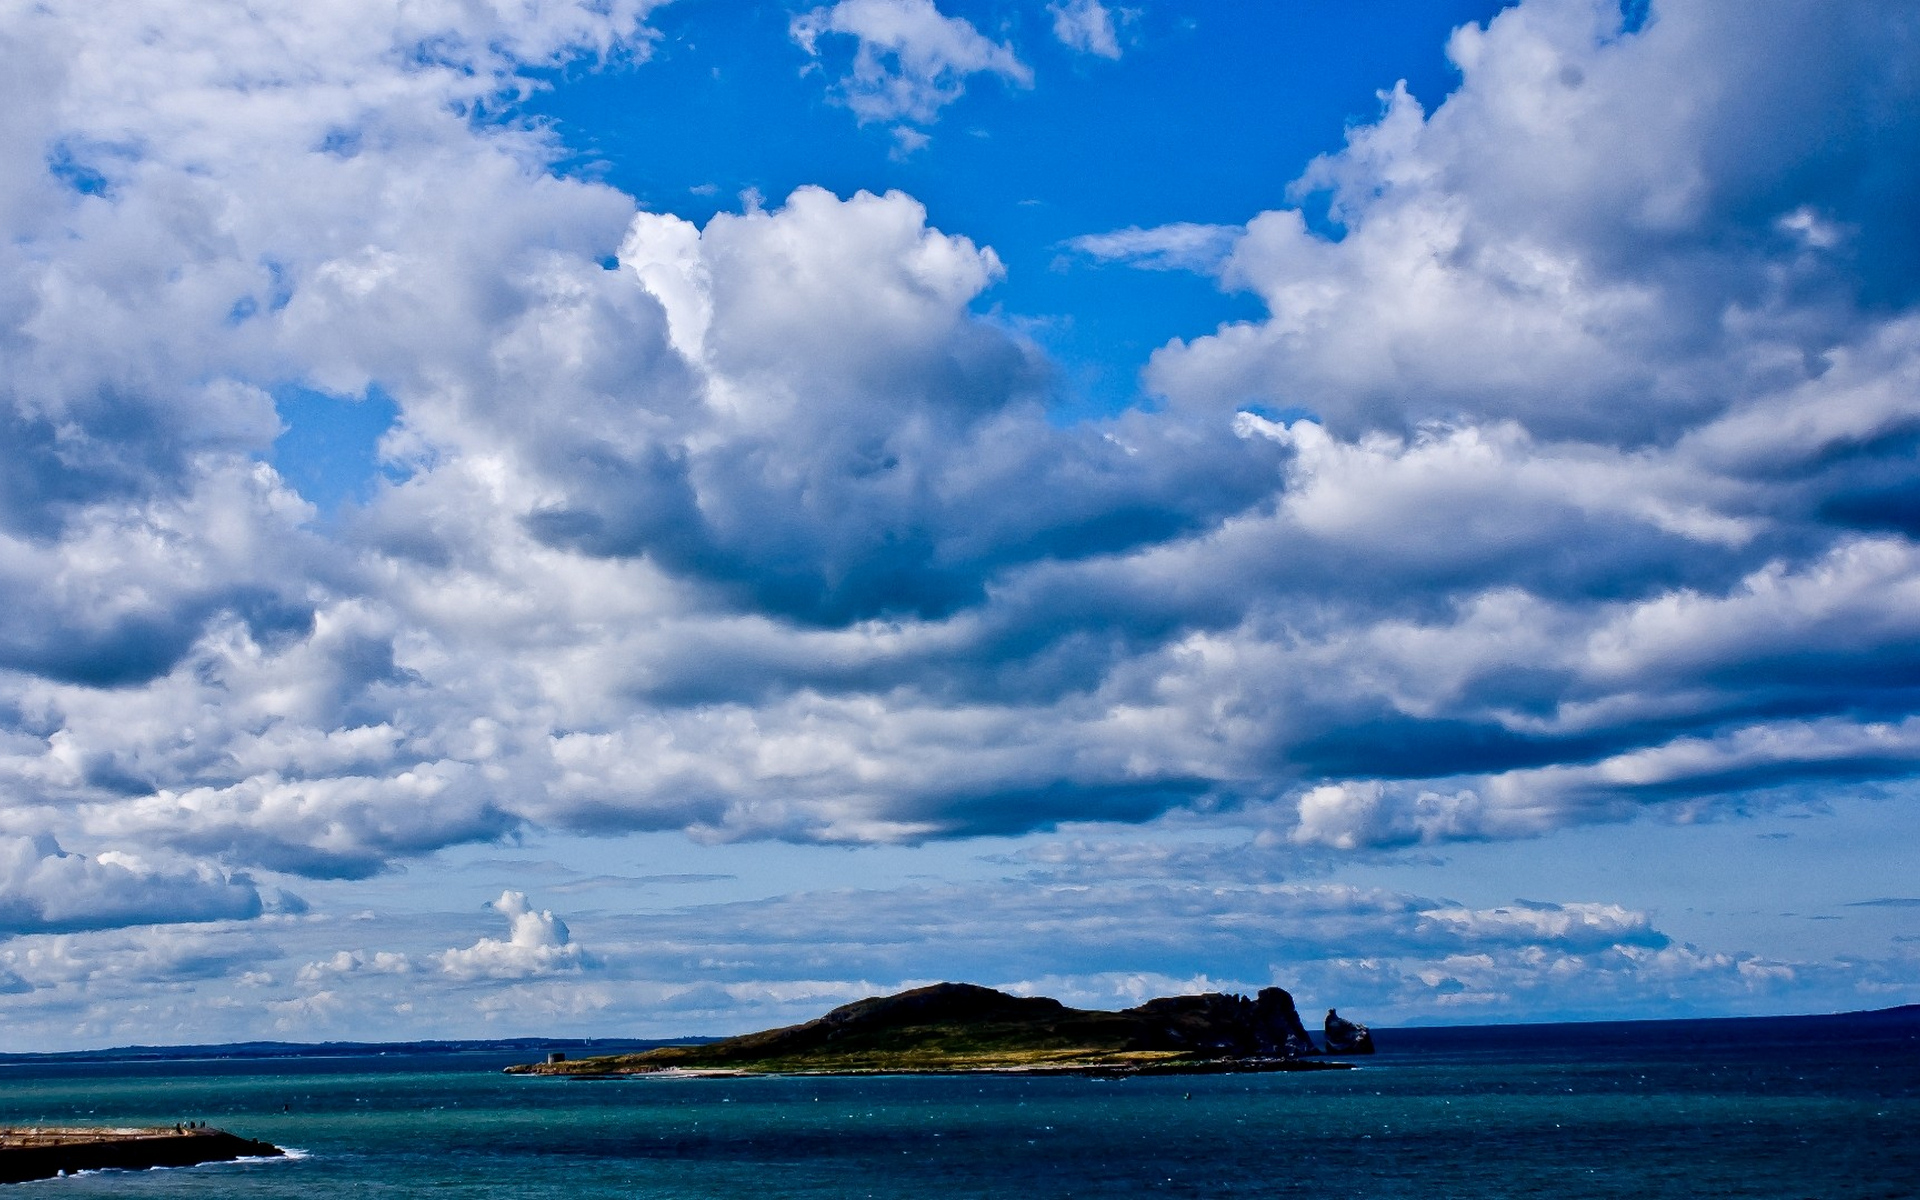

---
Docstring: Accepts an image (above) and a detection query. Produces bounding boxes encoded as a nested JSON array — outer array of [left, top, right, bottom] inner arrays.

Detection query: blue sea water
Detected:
[[2, 1010, 1915, 1198]]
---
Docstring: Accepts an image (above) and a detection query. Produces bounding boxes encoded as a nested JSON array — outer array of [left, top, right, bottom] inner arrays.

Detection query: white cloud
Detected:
[[1147, 1, 1920, 443], [1069, 223, 1241, 273], [791, 0, 1032, 131], [471, 981, 615, 1021], [0, 0, 1915, 901], [295, 948, 414, 986], [0, 0, 1912, 1040], [1293, 782, 1494, 851], [1048, 0, 1122, 59], [0, 924, 282, 991], [0, 848, 1910, 1046], [1415, 901, 1661, 951], [438, 891, 595, 981], [0, 835, 266, 934], [268, 989, 344, 1031]]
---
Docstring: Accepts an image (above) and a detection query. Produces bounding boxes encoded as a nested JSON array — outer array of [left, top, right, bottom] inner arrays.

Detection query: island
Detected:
[[0, 1125, 283, 1184], [507, 982, 1373, 1078]]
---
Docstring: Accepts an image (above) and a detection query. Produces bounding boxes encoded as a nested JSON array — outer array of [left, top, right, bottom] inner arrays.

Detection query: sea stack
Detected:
[[1324, 1008, 1375, 1055]]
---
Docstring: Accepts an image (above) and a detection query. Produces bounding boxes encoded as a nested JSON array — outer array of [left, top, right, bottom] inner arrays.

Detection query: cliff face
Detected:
[[509, 982, 1360, 1076], [1124, 987, 1319, 1057]]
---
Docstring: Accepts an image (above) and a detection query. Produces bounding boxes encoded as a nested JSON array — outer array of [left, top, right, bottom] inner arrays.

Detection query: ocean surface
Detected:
[[2, 1008, 1914, 1198]]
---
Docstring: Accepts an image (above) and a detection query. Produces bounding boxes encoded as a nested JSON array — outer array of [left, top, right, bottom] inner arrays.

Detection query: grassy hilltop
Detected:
[[506, 982, 1355, 1077]]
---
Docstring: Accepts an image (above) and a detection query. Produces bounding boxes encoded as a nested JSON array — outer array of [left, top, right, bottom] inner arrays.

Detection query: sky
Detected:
[[1, 0, 1918, 1051]]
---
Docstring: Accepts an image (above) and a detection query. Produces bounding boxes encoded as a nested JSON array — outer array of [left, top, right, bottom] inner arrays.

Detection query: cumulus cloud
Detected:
[[438, 891, 595, 980], [1149, 1, 1920, 438], [295, 948, 413, 986], [791, 0, 1032, 133], [1076, 0, 1920, 845], [0, 836, 267, 934], [0, 0, 662, 881], [1, 171, 1283, 859], [21, 932, 274, 988], [0, 0, 1916, 906]]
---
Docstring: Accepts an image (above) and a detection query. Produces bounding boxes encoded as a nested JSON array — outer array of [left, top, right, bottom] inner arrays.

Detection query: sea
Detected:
[[1, 1008, 1914, 1198]]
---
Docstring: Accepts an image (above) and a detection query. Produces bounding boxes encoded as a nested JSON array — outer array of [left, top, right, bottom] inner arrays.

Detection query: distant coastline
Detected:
[[2, 1003, 1912, 1067], [0, 1036, 708, 1067]]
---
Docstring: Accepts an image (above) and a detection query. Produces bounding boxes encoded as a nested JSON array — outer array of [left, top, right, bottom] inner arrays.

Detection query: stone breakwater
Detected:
[[0, 1126, 283, 1184]]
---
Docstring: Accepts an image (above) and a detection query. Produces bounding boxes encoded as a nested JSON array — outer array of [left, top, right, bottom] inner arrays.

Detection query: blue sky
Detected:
[[1, 0, 1917, 1050], [518, 0, 1508, 416]]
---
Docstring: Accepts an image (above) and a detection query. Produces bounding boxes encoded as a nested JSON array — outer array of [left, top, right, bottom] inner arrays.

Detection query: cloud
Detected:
[[1414, 900, 1665, 952], [0, 924, 283, 992], [480, 870, 1893, 1029], [1148, 1, 1920, 440], [0, 0, 1916, 889], [607, 879, 1677, 985], [295, 948, 414, 986], [438, 891, 595, 981], [1, 847, 1911, 1045], [0, 836, 267, 934], [267, 989, 345, 1031], [791, 0, 1032, 131], [1069, 223, 1241, 273], [1048, 0, 1123, 59]]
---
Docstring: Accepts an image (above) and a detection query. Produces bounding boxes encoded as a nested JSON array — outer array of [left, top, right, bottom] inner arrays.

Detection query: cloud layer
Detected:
[[0, 0, 1915, 1002], [6, 857, 1906, 1046]]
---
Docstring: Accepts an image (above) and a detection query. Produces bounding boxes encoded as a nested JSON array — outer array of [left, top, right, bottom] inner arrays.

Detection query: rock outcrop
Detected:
[[1323, 1008, 1375, 1055]]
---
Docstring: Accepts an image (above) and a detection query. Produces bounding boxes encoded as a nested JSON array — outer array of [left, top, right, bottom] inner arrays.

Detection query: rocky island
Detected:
[[0, 1125, 283, 1184], [507, 982, 1373, 1078]]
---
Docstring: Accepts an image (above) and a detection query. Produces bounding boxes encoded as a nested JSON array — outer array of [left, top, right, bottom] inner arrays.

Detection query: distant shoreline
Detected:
[[2, 1003, 1913, 1065], [0, 1036, 707, 1067]]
